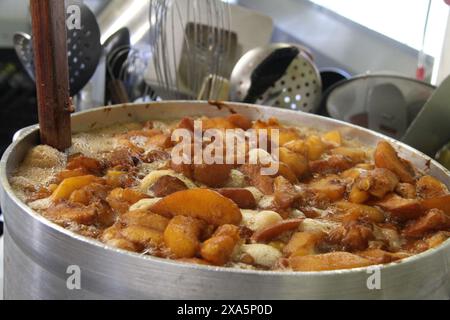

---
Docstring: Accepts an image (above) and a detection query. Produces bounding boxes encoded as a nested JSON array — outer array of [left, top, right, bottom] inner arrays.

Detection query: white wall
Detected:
[[0, 0, 30, 48], [437, 11, 450, 84], [239, 0, 434, 78]]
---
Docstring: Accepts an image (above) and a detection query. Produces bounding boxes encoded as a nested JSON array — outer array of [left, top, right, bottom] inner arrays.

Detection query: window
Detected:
[[309, 0, 449, 82]]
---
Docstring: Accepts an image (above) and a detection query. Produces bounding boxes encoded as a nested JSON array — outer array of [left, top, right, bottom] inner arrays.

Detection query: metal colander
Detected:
[[325, 74, 436, 140], [231, 43, 322, 113]]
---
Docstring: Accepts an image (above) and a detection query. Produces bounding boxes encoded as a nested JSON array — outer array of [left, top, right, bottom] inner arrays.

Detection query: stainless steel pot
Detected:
[[1, 101, 449, 300]]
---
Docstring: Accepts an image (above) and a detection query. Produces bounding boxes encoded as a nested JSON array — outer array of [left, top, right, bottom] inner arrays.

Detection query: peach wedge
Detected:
[[151, 189, 242, 226]]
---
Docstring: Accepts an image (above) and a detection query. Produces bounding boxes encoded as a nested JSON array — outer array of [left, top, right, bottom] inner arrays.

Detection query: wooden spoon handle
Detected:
[[30, 0, 72, 151]]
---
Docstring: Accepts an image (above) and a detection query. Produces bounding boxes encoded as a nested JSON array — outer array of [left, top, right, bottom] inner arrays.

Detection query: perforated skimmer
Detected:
[[12, 1, 101, 97], [231, 43, 322, 113]]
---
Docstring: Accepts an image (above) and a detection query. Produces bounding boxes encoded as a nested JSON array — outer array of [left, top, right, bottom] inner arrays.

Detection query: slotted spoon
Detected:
[[12, 1, 101, 96], [231, 43, 322, 113]]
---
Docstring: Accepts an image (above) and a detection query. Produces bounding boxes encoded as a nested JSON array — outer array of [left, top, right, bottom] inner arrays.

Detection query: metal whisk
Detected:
[[106, 45, 157, 104], [146, 0, 236, 100]]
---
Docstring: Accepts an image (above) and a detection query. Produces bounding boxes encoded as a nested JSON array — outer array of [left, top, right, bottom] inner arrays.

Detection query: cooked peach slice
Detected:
[[106, 188, 149, 214], [55, 167, 91, 183], [146, 133, 173, 149], [276, 162, 298, 184], [240, 164, 274, 195], [305, 135, 326, 160], [200, 224, 240, 265], [278, 147, 309, 177], [151, 189, 242, 226], [45, 202, 97, 225], [356, 249, 408, 264], [278, 129, 301, 146], [121, 225, 164, 248], [95, 201, 116, 227], [374, 141, 415, 183], [227, 114, 252, 130], [357, 168, 399, 199], [309, 176, 346, 202], [251, 218, 303, 243], [284, 139, 307, 155], [120, 210, 170, 232], [395, 183, 416, 199], [27, 185, 53, 202], [164, 215, 204, 258], [327, 221, 374, 251], [289, 252, 373, 271], [349, 185, 370, 204], [322, 130, 342, 147], [105, 170, 134, 188], [106, 148, 139, 168], [420, 195, 450, 215], [252, 118, 281, 130], [202, 117, 236, 130], [273, 176, 299, 210], [340, 167, 365, 180], [331, 147, 367, 163], [68, 189, 89, 206], [66, 155, 103, 174], [403, 209, 450, 238], [416, 175, 448, 199], [193, 163, 232, 188], [374, 193, 422, 221], [310, 154, 354, 175], [51, 175, 100, 202], [283, 231, 323, 257], [335, 201, 385, 223], [143, 149, 170, 164], [151, 175, 188, 197], [68, 183, 109, 206], [175, 117, 195, 132], [356, 163, 375, 171], [212, 117, 237, 130], [216, 188, 256, 209], [101, 224, 122, 242], [170, 160, 193, 179]]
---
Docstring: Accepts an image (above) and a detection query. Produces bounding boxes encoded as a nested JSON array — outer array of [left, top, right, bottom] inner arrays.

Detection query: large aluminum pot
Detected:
[[1, 101, 449, 299]]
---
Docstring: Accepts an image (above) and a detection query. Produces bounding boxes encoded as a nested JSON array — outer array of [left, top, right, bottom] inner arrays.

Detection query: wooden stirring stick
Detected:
[[30, 0, 72, 151]]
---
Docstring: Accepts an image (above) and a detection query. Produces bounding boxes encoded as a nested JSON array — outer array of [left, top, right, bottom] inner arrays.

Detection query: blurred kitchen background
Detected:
[[0, 0, 449, 161]]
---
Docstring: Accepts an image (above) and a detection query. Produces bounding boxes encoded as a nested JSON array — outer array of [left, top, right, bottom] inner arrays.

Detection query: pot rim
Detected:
[[1, 100, 449, 277]]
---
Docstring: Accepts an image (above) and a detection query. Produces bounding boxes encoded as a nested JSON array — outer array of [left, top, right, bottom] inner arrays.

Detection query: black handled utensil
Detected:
[[13, 1, 101, 97]]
